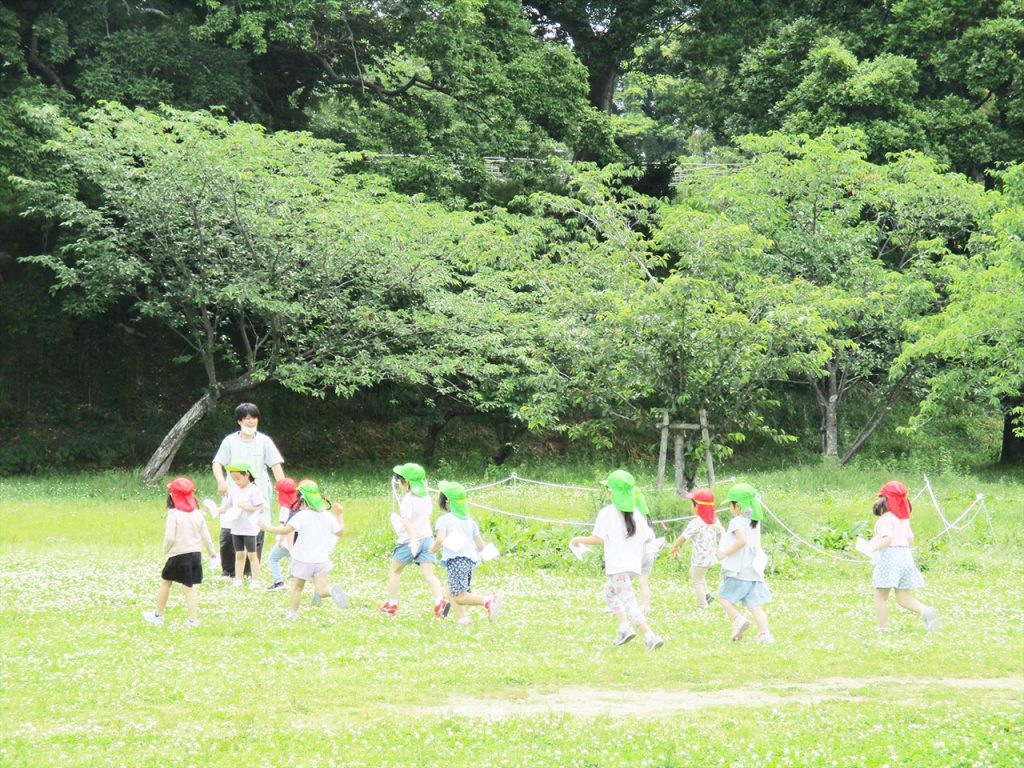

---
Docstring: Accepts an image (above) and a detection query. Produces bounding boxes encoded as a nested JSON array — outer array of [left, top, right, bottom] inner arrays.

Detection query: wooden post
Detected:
[[673, 431, 686, 497], [657, 411, 669, 491], [699, 407, 715, 486]]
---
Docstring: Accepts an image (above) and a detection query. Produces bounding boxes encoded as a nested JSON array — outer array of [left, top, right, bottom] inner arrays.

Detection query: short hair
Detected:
[[234, 402, 260, 421], [873, 497, 888, 516]]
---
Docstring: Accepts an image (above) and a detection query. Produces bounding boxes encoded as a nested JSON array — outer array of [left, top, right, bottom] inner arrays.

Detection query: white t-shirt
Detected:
[[435, 513, 481, 562], [719, 516, 765, 582], [276, 505, 294, 549], [288, 509, 342, 564], [392, 493, 433, 543], [226, 483, 266, 536], [213, 431, 284, 523], [592, 504, 653, 576]]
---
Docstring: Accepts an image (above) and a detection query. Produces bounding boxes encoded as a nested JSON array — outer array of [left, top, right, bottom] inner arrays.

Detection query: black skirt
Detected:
[[162, 552, 204, 586]]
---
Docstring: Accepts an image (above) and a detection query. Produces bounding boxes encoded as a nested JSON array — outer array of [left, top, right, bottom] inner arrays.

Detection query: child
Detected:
[[258, 479, 347, 619], [570, 470, 664, 650], [428, 481, 499, 626], [380, 463, 448, 618], [633, 489, 656, 614], [716, 483, 773, 643], [217, 463, 266, 589], [868, 480, 939, 632], [669, 488, 723, 608], [143, 477, 219, 627], [265, 478, 298, 592]]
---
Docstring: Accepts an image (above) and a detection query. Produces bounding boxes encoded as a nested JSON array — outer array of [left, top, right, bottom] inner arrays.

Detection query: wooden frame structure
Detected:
[[656, 408, 715, 495]]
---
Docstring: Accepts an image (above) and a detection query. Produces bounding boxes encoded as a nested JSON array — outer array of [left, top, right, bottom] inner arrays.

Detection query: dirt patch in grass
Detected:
[[423, 677, 1024, 719]]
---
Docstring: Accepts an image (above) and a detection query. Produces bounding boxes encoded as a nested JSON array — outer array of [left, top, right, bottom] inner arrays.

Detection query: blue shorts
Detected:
[[392, 537, 437, 566], [445, 556, 475, 596], [873, 547, 925, 590], [718, 576, 772, 607]]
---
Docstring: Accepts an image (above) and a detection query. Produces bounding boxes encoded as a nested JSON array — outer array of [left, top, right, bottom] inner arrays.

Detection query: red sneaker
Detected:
[[434, 599, 449, 619], [379, 602, 397, 615], [485, 593, 500, 620]]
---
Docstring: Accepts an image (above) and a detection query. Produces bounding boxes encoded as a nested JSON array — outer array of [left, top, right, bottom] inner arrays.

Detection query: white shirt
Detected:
[[213, 431, 284, 522], [288, 509, 342, 564], [592, 504, 653, 576], [719, 516, 765, 582], [392, 493, 434, 543], [435, 513, 481, 562], [225, 483, 266, 536]]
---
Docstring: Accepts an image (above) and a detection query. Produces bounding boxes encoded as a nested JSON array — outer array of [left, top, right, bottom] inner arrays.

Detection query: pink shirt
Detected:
[[874, 512, 914, 548]]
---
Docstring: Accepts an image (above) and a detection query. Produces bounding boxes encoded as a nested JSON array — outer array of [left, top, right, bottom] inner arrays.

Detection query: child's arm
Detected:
[[199, 517, 217, 558], [238, 501, 264, 513], [331, 502, 345, 537], [570, 535, 604, 547], [428, 528, 447, 554], [669, 534, 688, 557], [258, 518, 295, 536], [474, 534, 486, 551], [163, 514, 176, 554], [716, 528, 746, 560], [869, 534, 892, 552]]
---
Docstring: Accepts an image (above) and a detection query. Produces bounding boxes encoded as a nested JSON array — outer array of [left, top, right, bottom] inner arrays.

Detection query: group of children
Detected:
[[143, 464, 940, 642]]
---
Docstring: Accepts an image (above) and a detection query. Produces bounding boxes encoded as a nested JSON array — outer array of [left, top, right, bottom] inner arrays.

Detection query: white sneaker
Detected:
[[330, 585, 348, 609], [185, 618, 200, 628], [922, 607, 940, 632], [285, 610, 298, 621], [731, 615, 751, 641], [233, 579, 244, 588], [141, 610, 164, 626], [645, 633, 664, 650], [249, 580, 262, 591], [457, 617, 472, 626], [613, 627, 637, 646], [755, 631, 775, 644]]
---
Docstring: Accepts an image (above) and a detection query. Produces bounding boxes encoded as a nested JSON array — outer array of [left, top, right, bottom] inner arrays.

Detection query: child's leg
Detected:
[[219, 529, 235, 576], [453, 591, 488, 607], [289, 578, 306, 612], [894, 589, 926, 615], [155, 579, 172, 614], [637, 574, 651, 610], [690, 565, 709, 607], [312, 573, 331, 598], [749, 605, 770, 634], [717, 596, 742, 620], [183, 586, 198, 621], [875, 588, 891, 627], [387, 561, 405, 602], [247, 551, 261, 581], [419, 563, 444, 604], [269, 546, 287, 584], [234, 551, 246, 580]]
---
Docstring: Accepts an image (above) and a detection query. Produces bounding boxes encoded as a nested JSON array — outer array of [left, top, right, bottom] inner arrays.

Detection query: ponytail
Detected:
[[622, 509, 636, 538], [873, 498, 888, 517], [750, 519, 759, 529]]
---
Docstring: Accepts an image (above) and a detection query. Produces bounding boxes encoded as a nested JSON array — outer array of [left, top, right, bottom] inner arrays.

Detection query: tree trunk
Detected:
[[1000, 406, 1024, 465], [588, 64, 619, 114], [673, 431, 686, 497], [140, 373, 258, 485], [812, 363, 841, 459], [840, 370, 914, 466]]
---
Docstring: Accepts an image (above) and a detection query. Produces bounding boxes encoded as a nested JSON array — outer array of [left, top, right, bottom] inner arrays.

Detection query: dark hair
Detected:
[[166, 494, 175, 509], [622, 509, 636, 538], [750, 519, 759, 529], [234, 402, 260, 421], [873, 498, 888, 516], [438, 492, 450, 511]]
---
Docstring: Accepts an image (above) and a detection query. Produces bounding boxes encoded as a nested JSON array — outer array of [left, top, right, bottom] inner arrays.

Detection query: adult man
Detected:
[[212, 402, 285, 577]]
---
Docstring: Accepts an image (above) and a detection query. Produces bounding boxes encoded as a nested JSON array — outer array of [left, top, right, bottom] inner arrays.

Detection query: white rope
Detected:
[[467, 498, 591, 527], [510, 474, 602, 493], [981, 497, 997, 542], [759, 498, 867, 564], [464, 476, 515, 492], [927, 494, 983, 542], [923, 474, 957, 528]]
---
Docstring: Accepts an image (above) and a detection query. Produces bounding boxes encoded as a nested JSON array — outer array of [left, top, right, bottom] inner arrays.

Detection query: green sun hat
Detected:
[[392, 462, 428, 497], [633, 489, 650, 518], [297, 479, 327, 511], [726, 482, 763, 521], [225, 462, 254, 477], [437, 480, 469, 519], [600, 469, 636, 513]]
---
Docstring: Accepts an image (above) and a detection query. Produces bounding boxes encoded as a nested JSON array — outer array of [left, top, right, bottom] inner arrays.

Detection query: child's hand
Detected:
[[669, 544, 680, 558], [257, 518, 269, 531], [570, 537, 580, 548]]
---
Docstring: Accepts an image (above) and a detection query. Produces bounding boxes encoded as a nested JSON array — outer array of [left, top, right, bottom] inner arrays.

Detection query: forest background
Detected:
[[1, 0, 1022, 480]]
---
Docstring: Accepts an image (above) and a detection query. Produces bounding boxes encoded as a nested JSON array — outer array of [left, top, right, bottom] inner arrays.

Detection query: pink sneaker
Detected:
[[731, 615, 751, 642], [379, 602, 397, 616], [485, 593, 500, 620], [434, 599, 449, 619]]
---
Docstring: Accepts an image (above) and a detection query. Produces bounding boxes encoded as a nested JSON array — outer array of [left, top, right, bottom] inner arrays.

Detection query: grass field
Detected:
[[1, 465, 1022, 767]]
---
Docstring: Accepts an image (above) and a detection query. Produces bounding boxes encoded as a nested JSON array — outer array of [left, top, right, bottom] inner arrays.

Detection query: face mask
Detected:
[[240, 425, 257, 436]]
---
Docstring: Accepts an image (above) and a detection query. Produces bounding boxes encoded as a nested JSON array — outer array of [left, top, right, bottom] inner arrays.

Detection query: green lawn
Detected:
[[1, 466, 1021, 767]]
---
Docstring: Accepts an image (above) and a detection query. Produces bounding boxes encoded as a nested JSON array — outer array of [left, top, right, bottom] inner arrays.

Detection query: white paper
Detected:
[[751, 549, 769, 577], [202, 498, 219, 516], [220, 506, 240, 524], [569, 541, 592, 560], [479, 542, 500, 562], [856, 536, 879, 563], [645, 537, 666, 556], [441, 529, 469, 553]]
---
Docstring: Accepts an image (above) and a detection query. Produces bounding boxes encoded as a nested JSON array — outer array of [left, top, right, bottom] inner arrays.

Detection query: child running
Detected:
[[669, 488, 723, 608], [570, 470, 664, 649], [428, 481, 499, 626], [633, 489, 657, 614], [716, 483, 773, 643], [217, 462, 266, 589], [265, 478, 298, 592], [868, 480, 940, 632], [380, 463, 448, 618], [258, 479, 347, 619], [143, 477, 219, 627]]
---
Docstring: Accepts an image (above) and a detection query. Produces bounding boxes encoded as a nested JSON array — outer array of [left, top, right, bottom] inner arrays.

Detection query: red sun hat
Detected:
[[878, 480, 911, 520], [276, 477, 298, 509], [167, 476, 198, 512], [686, 488, 718, 525]]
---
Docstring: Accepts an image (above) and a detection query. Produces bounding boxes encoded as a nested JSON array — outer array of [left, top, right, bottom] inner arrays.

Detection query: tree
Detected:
[[18, 104, 535, 481]]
